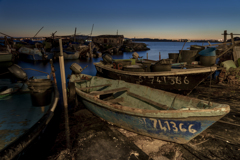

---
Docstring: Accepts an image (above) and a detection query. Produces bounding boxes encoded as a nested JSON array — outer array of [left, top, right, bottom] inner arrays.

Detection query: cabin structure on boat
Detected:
[[92, 35, 124, 45]]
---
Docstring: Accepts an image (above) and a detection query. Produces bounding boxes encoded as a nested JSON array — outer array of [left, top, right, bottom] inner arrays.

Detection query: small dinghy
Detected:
[[68, 64, 230, 144], [0, 64, 59, 160]]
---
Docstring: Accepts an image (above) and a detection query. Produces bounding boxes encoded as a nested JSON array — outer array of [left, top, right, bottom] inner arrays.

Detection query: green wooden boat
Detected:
[[69, 73, 230, 144], [0, 65, 59, 160]]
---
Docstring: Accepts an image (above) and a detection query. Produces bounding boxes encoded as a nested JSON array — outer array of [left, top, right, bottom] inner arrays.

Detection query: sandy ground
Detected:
[[44, 81, 240, 160]]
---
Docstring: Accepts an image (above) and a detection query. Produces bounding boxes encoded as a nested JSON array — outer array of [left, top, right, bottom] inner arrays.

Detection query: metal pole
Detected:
[[0, 32, 12, 38], [59, 39, 71, 150], [33, 26, 44, 38], [147, 53, 148, 59], [89, 39, 91, 56], [74, 27, 76, 42]]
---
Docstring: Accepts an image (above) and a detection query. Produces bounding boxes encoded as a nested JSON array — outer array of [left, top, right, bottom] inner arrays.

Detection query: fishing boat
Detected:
[[63, 50, 80, 59], [50, 47, 80, 59], [18, 47, 54, 61], [68, 67, 230, 144], [94, 59, 217, 93], [0, 46, 14, 73], [0, 64, 59, 160]]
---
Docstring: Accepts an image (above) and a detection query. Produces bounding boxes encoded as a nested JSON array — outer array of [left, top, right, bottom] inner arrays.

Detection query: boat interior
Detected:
[[0, 79, 54, 151], [95, 61, 217, 74], [71, 74, 220, 111]]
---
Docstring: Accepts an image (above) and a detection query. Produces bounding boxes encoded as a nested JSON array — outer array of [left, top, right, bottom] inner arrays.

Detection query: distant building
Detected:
[[92, 35, 124, 45]]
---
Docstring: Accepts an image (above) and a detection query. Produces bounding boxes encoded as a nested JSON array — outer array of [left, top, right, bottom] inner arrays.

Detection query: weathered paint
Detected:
[[94, 62, 217, 91], [0, 93, 50, 150], [0, 80, 59, 160], [72, 73, 230, 144], [82, 99, 219, 144]]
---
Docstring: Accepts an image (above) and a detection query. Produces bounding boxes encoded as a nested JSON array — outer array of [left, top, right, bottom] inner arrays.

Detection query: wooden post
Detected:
[[59, 39, 71, 150], [223, 30, 228, 50], [147, 53, 148, 59], [89, 24, 94, 58], [50, 59, 57, 85], [159, 52, 161, 60], [223, 30, 227, 43], [231, 33, 239, 64], [231, 33, 235, 46]]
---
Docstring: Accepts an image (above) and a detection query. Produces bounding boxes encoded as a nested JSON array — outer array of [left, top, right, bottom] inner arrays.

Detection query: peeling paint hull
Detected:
[[71, 73, 230, 144], [94, 62, 217, 92], [0, 81, 59, 160], [81, 99, 223, 144]]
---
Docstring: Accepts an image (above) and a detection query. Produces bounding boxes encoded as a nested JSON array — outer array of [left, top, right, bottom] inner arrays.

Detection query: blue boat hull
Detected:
[[0, 80, 59, 159], [82, 99, 222, 144]]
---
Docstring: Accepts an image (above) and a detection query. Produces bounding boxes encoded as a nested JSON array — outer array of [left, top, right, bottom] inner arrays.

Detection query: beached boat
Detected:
[[0, 65, 59, 160], [94, 60, 217, 93], [68, 72, 230, 144], [18, 47, 54, 61]]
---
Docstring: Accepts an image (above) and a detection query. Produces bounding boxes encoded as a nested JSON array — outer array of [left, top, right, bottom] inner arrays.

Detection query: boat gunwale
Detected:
[[0, 84, 59, 160], [94, 62, 217, 76], [76, 87, 230, 119]]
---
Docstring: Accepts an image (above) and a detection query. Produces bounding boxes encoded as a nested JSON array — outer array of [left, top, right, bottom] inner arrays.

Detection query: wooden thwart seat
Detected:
[[90, 87, 129, 96], [106, 97, 124, 104], [77, 84, 111, 90], [127, 91, 175, 110]]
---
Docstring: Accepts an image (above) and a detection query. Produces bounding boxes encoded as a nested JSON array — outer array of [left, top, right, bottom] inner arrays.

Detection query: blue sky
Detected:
[[0, 0, 240, 39]]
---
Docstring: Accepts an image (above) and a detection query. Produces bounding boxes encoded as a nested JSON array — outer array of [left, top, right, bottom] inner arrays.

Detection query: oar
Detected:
[[59, 39, 71, 151]]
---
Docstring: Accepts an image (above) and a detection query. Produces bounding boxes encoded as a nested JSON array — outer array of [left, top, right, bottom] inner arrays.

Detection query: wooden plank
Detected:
[[106, 97, 124, 104], [77, 84, 111, 90], [90, 87, 129, 96], [127, 91, 175, 110], [73, 79, 88, 83]]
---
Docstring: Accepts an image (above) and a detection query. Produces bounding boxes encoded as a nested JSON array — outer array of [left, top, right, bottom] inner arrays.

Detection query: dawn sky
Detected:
[[0, 0, 239, 40]]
